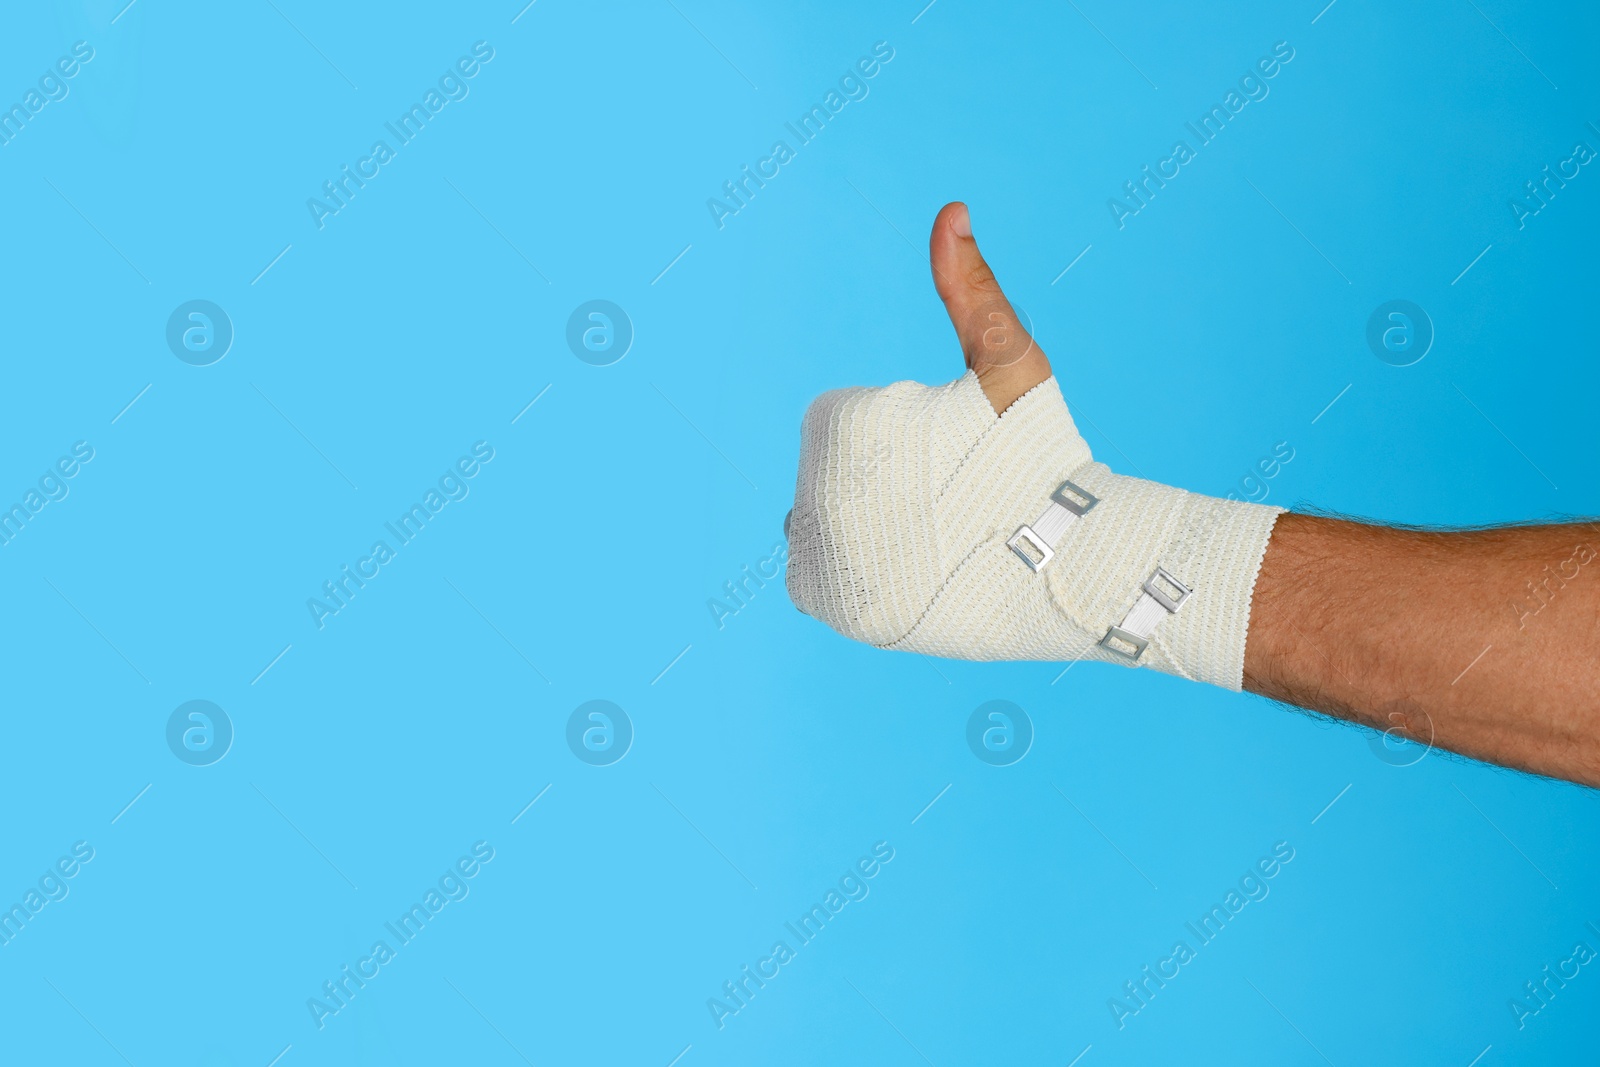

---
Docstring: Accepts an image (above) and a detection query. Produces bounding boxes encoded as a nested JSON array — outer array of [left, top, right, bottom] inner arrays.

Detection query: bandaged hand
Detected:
[[785, 203, 1282, 690]]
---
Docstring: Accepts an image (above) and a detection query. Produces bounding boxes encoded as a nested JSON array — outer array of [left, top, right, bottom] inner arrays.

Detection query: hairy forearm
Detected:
[[1244, 512, 1600, 786], [783, 204, 1600, 788]]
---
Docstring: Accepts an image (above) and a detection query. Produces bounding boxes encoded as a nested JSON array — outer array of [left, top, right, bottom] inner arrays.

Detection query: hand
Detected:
[[790, 204, 1600, 789], [786, 203, 1283, 687], [928, 202, 1052, 414]]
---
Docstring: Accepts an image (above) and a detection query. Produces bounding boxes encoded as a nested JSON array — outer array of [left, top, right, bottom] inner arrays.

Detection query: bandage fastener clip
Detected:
[[1099, 566, 1192, 662], [1006, 479, 1099, 573]]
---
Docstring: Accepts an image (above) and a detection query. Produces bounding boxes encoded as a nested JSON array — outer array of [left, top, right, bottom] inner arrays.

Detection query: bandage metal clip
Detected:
[[1006, 479, 1099, 573], [1099, 566, 1192, 662], [1142, 567, 1192, 613]]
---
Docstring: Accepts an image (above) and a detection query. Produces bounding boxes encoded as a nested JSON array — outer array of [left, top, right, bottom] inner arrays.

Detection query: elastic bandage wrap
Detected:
[[785, 371, 1283, 690]]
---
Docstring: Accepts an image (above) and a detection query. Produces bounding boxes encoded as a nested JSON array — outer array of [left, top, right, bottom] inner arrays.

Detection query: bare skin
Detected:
[[928, 201, 1600, 788]]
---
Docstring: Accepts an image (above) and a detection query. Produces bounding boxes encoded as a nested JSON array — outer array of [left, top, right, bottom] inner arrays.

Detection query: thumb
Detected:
[[929, 202, 1052, 415]]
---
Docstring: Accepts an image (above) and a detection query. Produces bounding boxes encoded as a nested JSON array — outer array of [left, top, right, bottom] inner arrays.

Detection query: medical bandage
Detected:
[[785, 371, 1283, 690]]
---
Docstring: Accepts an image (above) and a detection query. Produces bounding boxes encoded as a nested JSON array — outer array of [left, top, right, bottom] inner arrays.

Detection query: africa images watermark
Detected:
[[1108, 841, 1296, 1030], [306, 841, 496, 1030], [0, 441, 95, 549], [0, 40, 95, 148], [706, 841, 895, 1030], [307, 441, 495, 629], [0, 841, 95, 948], [1107, 40, 1296, 230], [1509, 132, 1594, 230], [706, 41, 896, 230], [306, 41, 496, 230], [707, 539, 789, 631], [1511, 540, 1595, 631], [1508, 921, 1600, 1031], [1223, 439, 1295, 505]]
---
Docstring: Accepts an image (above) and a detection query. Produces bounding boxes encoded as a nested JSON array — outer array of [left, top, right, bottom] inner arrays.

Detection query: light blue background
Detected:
[[1, 1, 1596, 1064]]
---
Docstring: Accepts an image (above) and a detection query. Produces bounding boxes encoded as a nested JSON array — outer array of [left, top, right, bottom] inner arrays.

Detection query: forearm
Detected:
[[786, 203, 1600, 789], [1244, 512, 1600, 786]]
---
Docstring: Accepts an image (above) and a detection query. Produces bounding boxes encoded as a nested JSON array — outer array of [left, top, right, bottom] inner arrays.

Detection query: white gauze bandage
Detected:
[[785, 371, 1284, 690]]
